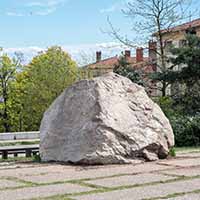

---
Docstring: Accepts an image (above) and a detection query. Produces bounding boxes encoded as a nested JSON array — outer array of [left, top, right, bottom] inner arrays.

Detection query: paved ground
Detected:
[[0, 150, 200, 200]]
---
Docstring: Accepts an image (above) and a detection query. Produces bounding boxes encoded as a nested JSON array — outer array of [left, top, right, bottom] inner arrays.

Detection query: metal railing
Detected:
[[0, 131, 39, 141]]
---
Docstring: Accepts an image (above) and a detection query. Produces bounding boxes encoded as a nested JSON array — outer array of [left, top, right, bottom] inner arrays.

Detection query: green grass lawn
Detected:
[[0, 157, 35, 163], [0, 140, 39, 147]]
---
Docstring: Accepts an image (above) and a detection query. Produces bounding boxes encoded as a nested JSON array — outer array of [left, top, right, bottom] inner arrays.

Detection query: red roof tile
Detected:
[[154, 18, 200, 36], [86, 56, 149, 70]]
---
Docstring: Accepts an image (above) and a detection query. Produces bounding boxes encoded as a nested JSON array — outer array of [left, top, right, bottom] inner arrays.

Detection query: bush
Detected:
[[155, 97, 200, 147], [169, 147, 176, 157], [170, 115, 200, 147], [155, 96, 175, 118], [33, 154, 41, 162]]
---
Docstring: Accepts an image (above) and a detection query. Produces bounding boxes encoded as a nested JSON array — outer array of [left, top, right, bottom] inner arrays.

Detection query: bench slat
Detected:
[[0, 145, 39, 159], [0, 144, 39, 151]]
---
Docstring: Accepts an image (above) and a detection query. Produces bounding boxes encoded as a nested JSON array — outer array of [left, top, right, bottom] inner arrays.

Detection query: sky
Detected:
[[0, 0, 200, 64], [1, 0, 131, 64]]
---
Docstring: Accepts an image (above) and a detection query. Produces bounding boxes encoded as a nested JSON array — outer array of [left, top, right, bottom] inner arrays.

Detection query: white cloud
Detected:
[[46, 0, 66, 6], [3, 47, 43, 64], [100, 5, 118, 14], [6, 12, 25, 17], [100, 0, 128, 14], [27, 0, 66, 8], [6, 0, 68, 17], [35, 7, 57, 16], [4, 47, 43, 54], [3, 42, 132, 65], [26, 2, 44, 7]]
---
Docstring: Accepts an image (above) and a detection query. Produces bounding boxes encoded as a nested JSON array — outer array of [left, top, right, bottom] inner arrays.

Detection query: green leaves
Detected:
[[168, 34, 200, 114], [0, 52, 22, 132], [113, 55, 144, 86], [169, 34, 200, 84], [170, 115, 200, 147], [19, 46, 78, 131], [0, 46, 79, 132]]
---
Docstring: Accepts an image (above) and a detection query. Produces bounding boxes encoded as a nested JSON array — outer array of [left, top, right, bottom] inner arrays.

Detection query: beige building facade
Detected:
[[154, 18, 200, 95]]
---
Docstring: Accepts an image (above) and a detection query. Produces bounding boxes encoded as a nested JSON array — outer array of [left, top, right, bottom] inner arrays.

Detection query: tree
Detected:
[[113, 54, 144, 86], [168, 34, 200, 114], [0, 50, 22, 132], [8, 70, 30, 132], [170, 34, 200, 84], [19, 46, 78, 131], [107, 0, 192, 96]]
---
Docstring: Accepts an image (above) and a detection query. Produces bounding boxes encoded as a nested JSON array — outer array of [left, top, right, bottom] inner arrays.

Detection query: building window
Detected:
[[96, 71, 102, 77], [186, 28, 196, 35], [165, 41, 173, 52], [179, 39, 187, 47]]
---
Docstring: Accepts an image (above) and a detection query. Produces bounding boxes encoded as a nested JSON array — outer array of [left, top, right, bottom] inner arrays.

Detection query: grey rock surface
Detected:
[[40, 72, 174, 164]]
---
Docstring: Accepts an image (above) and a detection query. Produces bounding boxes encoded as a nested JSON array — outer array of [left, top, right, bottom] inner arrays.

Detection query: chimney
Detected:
[[149, 40, 157, 63], [136, 48, 143, 62], [125, 50, 131, 58], [96, 51, 102, 62]]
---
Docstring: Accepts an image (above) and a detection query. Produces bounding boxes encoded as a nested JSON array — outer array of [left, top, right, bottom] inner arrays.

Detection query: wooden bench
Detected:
[[0, 145, 39, 159]]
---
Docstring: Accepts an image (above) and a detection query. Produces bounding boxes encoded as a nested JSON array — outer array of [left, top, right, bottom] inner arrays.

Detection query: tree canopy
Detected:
[[155, 34, 200, 114], [113, 54, 144, 86], [0, 46, 79, 132], [0, 51, 22, 132]]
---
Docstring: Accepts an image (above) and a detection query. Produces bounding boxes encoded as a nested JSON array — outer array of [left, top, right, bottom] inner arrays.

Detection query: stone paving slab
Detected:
[[0, 162, 30, 168], [176, 152, 200, 158], [74, 178, 200, 200], [6, 163, 173, 184], [0, 164, 70, 178], [159, 166, 200, 177], [0, 179, 26, 189], [0, 163, 36, 170], [0, 183, 93, 200], [85, 173, 176, 188], [158, 158, 200, 167], [162, 193, 200, 200]]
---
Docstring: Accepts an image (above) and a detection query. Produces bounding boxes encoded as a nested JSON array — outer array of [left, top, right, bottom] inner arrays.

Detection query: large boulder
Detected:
[[40, 73, 174, 164]]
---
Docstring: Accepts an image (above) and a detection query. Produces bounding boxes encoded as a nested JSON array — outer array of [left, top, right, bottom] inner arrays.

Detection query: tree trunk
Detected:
[[162, 81, 167, 97], [3, 105, 10, 132], [158, 22, 167, 97], [3, 88, 10, 132]]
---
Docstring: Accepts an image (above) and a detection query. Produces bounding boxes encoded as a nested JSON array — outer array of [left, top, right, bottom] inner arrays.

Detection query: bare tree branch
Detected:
[[105, 0, 194, 96]]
